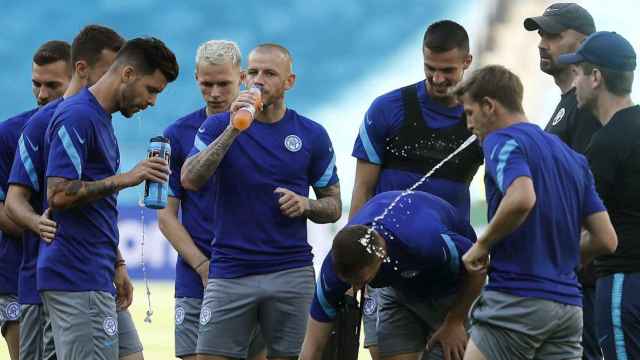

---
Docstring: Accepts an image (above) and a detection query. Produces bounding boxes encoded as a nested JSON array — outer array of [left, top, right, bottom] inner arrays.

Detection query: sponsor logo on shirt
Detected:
[[25, 136, 39, 151], [552, 108, 565, 126], [4, 302, 20, 321], [175, 305, 185, 326], [363, 296, 377, 316], [284, 134, 302, 152], [400, 270, 420, 279], [198, 127, 206, 133], [200, 306, 212, 325], [102, 316, 118, 336], [73, 128, 86, 144]]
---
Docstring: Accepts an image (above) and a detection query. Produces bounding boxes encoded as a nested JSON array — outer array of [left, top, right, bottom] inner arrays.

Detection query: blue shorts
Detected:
[[596, 273, 640, 360]]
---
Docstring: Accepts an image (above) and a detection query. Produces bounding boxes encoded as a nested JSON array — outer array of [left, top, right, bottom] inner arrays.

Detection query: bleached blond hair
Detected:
[[195, 40, 241, 67]]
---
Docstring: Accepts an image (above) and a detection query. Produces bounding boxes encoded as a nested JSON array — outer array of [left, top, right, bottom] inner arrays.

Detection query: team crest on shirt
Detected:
[[200, 306, 212, 325], [4, 302, 20, 321], [401, 270, 420, 279], [284, 135, 302, 152], [175, 305, 185, 326], [552, 108, 565, 126], [102, 316, 117, 337], [363, 296, 377, 316]]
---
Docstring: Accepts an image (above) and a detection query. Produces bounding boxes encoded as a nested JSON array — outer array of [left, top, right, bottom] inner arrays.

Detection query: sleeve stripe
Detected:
[[441, 233, 460, 275], [194, 135, 207, 152], [496, 139, 519, 192], [316, 278, 336, 319], [18, 135, 40, 192], [358, 115, 382, 165], [57, 125, 82, 178], [0, 188, 5, 201], [313, 152, 336, 188]]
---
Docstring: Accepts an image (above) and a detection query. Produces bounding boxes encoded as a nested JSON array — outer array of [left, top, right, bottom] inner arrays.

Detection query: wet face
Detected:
[[341, 260, 383, 290], [196, 61, 241, 114], [571, 64, 598, 111], [423, 47, 471, 100], [32, 60, 71, 106], [461, 94, 494, 143], [537, 29, 584, 76], [245, 48, 295, 107], [119, 68, 168, 118], [86, 49, 118, 86]]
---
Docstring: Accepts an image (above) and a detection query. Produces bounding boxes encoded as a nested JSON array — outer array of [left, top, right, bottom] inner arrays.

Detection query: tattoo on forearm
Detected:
[[48, 177, 118, 210], [182, 126, 239, 189], [306, 183, 342, 223]]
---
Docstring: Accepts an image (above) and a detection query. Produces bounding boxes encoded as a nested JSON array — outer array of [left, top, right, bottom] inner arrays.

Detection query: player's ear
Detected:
[[481, 96, 495, 114]]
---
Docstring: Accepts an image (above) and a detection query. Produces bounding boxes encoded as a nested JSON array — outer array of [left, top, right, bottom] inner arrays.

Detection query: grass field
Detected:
[[1, 280, 371, 359]]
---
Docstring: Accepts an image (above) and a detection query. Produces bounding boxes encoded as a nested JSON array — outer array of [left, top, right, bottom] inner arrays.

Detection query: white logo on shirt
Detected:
[[284, 135, 302, 152], [25, 136, 39, 151], [175, 306, 185, 325], [552, 108, 565, 126], [73, 128, 86, 144], [198, 127, 206, 133], [4, 302, 20, 321], [400, 270, 420, 279], [102, 316, 117, 336]]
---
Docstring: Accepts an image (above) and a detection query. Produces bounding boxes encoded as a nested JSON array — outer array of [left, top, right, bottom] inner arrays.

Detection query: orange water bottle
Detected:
[[232, 84, 263, 131]]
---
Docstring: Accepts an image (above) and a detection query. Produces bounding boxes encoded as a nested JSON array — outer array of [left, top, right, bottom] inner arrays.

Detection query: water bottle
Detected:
[[231, 84, 262, 130], [143, 136, 171, 209]]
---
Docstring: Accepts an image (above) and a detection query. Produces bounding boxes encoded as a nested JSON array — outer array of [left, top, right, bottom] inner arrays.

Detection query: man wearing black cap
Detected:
[[559, 31, 640, 360], [524, 4, 603, 359]]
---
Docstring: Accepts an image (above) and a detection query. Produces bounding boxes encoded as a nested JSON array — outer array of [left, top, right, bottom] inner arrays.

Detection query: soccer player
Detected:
[[457, 65, 618, 360], [349, 20, 482, 359], [524, 4, 602, 358], [157, 40, 264, 360], [182, 44, 341, 360], [0, 39, 71, 360], [300, 190, 484, 360], [559, 31, 640, 360], [5, 25, 149, 360], [41, 37, 178, 360]]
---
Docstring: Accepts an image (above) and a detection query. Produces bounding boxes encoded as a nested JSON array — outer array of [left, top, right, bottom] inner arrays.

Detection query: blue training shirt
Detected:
[[8, 99, 63, 304], [0, 107, 38, 295], [352, 80, 473, 220], [310, 190, 476, 322], [482, 122, 606, 306], [189, 109, 338, 279], [40, 88, 120, 293], [164, 107, 215, 299]]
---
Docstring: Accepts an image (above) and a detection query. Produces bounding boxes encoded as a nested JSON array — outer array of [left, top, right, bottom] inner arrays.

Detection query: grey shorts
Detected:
[[0, 294, 20, 336], [42, 290, 119, 360], [196, 266, 314, 358], [362, 285, 380, 348], [20, 303, 56, 360], [377, 287, 457, 359], [175, 297, 202, 358], [470, 290, 582, 360], [117, 308, 143, 357]]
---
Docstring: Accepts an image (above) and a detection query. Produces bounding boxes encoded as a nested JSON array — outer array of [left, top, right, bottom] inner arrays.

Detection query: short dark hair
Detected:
[[114, 37, 179, 82], [72, 25, 125, 66], [33, 40, 71, 67], [454, 65, 524, 113], [423, 20, 470, 53], [332, 225, 382, 280], [580, 62, 634, 96]]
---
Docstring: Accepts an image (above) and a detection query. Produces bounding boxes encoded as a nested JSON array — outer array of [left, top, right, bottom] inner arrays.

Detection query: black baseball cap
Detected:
[[558, 31, 637, 72], [524, 3, 595, 35]]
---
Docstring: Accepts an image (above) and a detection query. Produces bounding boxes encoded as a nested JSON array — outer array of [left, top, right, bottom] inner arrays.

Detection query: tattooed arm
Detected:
[[275, 182, 342, 224], [47, 157, 170, 211], [181, 125, 240, 191]]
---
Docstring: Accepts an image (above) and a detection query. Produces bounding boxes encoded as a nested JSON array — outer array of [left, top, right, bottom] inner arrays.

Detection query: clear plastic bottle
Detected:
[[232, 84, 263, 131]]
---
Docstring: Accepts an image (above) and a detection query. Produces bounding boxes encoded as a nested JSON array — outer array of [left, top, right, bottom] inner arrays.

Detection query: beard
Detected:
[[119, 84, 140, 118]]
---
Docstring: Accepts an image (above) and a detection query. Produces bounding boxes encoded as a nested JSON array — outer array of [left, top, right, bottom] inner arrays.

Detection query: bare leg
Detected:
[[3, 322, 19, 360]]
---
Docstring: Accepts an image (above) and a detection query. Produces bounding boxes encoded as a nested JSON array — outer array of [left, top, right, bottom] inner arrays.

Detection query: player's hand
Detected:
[[39, 208, 57, 243], [114, 264, 134, 310], [123, 157, 170, 187], [229, 90, 261, 114], [274, 187, 310, 218], [196, 260, 210, 288], [426, 320, 468, 360], [462, 241, 490, 273]]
